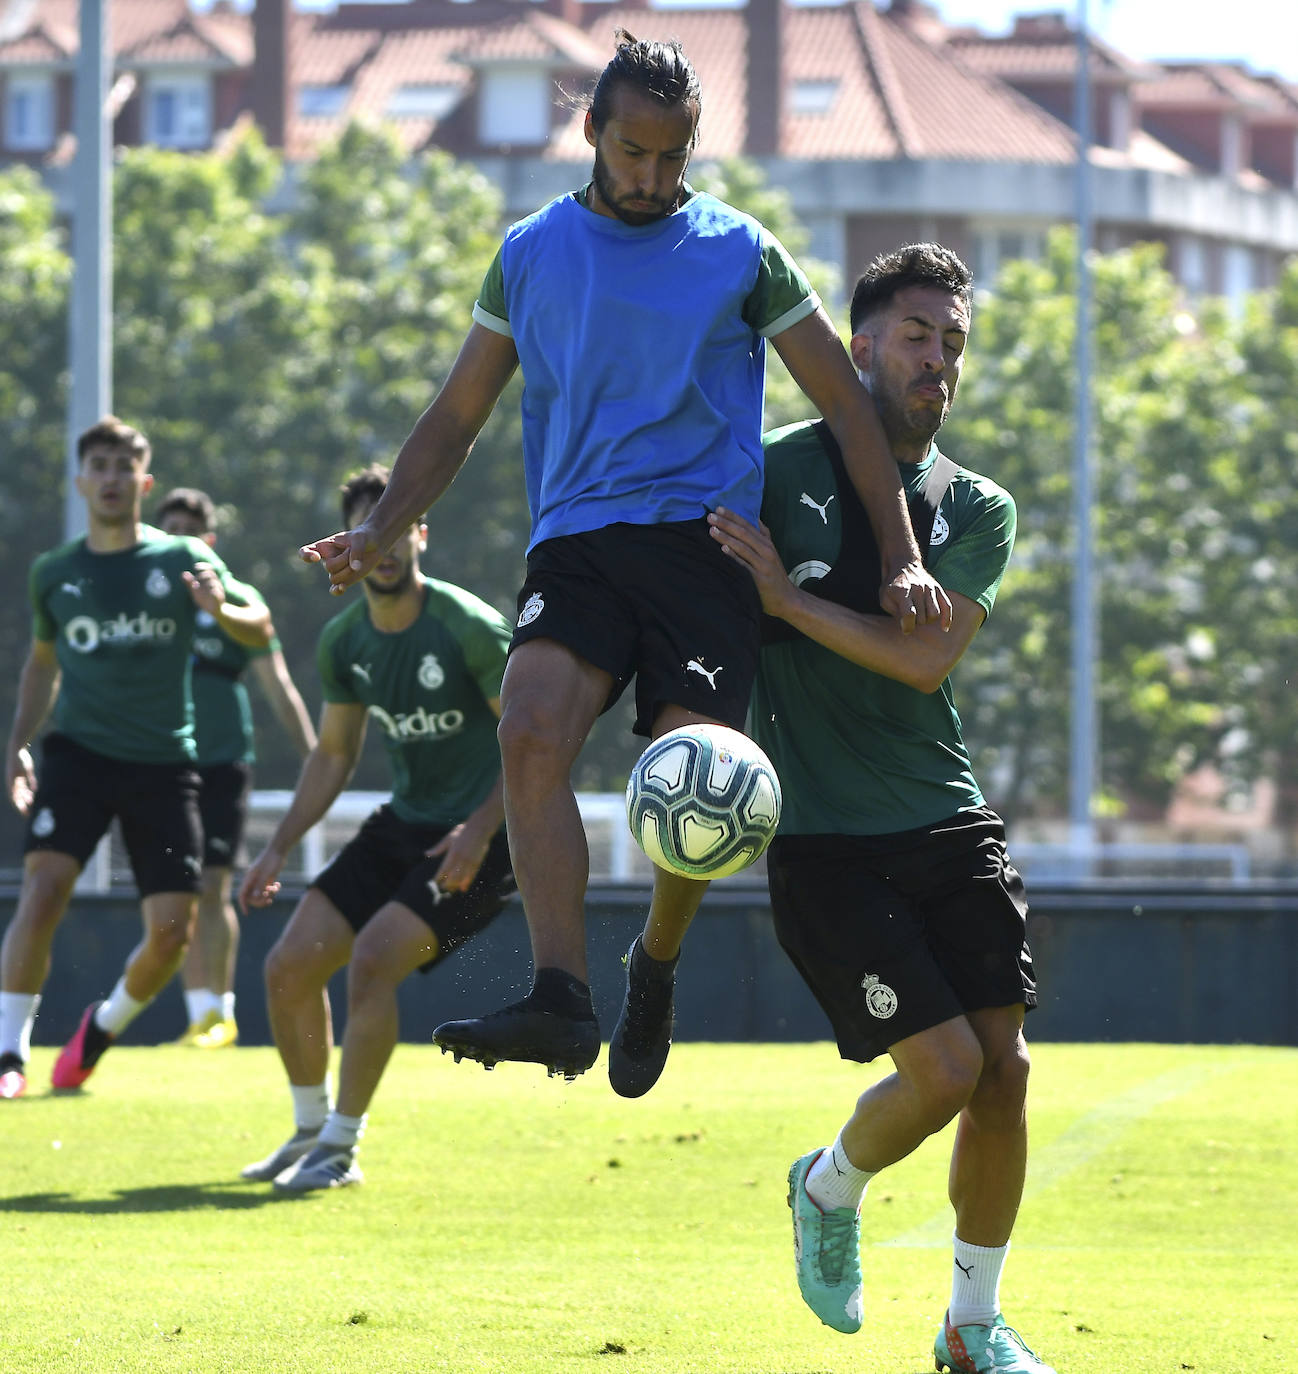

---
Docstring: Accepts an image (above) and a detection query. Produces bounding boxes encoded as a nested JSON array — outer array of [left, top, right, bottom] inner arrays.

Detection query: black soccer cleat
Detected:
[[607, 937, 676, 1099], [433, 998, 601, 1081]]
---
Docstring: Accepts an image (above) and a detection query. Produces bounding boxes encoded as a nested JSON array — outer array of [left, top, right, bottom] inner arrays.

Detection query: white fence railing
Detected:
[[59, 792, 1251, 894]]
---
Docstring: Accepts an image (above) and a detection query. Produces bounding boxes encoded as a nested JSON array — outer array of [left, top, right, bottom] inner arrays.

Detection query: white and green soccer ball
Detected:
[[625, 723, 782, 879]]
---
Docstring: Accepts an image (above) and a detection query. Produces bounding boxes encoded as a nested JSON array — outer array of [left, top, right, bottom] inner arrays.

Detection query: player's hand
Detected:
[[300, 526, 383, 596], [880, 562, 952, 636], [239, 847, 285, 912], [7, 745, 35, 815], [708, 508, 797, 618], [183, 565, 226, 615], [426, 823, 489, 894]]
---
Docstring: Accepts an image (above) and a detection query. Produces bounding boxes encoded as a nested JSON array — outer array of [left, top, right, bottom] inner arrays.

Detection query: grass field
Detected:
[[4, 1040, 1296, 1373]]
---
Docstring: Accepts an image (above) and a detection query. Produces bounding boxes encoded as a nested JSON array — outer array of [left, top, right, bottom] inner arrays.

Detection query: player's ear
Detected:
[[417, 522, 429, 552], [583, 109, 597, 149], [849, 332, 872, 374], [203, 531, 217, 549], [140, 472, 155, 495]]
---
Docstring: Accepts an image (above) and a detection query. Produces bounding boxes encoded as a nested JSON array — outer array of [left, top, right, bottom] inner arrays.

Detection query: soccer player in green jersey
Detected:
[[300, 33, 950, 1081], [0, 417, 269, 1100], [236, 466, 515, 1190], [706, 245, 1054, 1374], [155, 488, 316, 1051]]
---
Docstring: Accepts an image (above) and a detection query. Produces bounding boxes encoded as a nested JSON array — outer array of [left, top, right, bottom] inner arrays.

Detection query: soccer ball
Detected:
[[625, 724, 782, 879]]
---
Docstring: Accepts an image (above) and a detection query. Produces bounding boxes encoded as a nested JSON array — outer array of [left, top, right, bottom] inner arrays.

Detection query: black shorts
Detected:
[[23, 732, 203, 898], [512, 519, 761, 737], [312, 803, 516, 970], [197, 761, 252, 869], [767, 807, 1037, 1062]]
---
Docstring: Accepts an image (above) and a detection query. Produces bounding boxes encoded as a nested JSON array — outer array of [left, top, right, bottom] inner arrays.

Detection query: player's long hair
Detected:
[[850, 243, 974, 332], [589, 29, 701, 132]]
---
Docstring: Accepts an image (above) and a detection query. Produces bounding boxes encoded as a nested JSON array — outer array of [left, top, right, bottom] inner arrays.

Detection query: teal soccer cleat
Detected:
[[935, 1313, 1057, 1373], [786, 1149, 864, 1334]]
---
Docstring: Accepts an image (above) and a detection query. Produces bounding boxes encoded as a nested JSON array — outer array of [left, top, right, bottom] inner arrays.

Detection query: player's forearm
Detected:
[[461, 772, 506, 844], [6, 654, 59, 754], [776, 590, 950, 693], [263, 748, 357, 856], [826, 396, 922, 575], [363, 404, 475, 550]]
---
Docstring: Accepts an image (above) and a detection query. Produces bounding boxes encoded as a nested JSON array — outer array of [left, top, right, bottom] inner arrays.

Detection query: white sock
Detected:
[[948, 1234, 1009, 1327], [291, 1077, 332, 1133], [95, 978, 146, 1036], [185, 989, 221, 1025], [0, 992, 41, 1061], [806, 1132, 875, 1213], [220, 991, 236, 1021], [318, 1110, 367, 1151]]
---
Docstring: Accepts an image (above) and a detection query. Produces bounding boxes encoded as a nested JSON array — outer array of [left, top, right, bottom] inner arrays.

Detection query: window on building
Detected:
[[5, 73, 54, 151], [299, 85, 350, 118], [790, 80, 839, 116], [386, 84, 460, 120], [478, 67, 549, 146], [145, 75, 211, 148]]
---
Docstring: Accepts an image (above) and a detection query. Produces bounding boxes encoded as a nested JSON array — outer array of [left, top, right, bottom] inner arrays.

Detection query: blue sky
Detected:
[[198, 1, 1298, 84]]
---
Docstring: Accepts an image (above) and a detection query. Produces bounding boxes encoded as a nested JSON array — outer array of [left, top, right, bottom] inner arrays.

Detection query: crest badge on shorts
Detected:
[[860, 971, 898, 1019]]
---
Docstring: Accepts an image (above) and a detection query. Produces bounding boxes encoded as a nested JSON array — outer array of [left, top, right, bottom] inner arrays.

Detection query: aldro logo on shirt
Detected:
[[367, 704, 464, 742], [64, 612, 178, 654]]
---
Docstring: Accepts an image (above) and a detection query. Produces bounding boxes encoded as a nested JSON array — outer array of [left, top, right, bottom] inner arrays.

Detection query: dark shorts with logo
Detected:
[[312, 803, 516, 971], [766, 806, 1037, 1063], [511, 518, 761, 737], [23, 732, 203, 897], [197, 760, 252, 869]]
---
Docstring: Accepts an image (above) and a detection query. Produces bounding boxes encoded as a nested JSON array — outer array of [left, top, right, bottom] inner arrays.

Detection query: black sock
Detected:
[[0, 1050, 23, 1073], [82, 1011, 112, 1069], [632, 937, 679, 981], [529, 967, 595, 1020]]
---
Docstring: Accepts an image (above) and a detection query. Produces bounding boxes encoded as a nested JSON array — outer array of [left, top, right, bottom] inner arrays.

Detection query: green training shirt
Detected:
[[317, 577, 511, 826], [27, 525, 237, 764], [191, 576, 275, 767], [752, 421, 1016, 835]]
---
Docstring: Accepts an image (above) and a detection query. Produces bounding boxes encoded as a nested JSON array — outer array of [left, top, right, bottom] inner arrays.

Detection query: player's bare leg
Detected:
[[433, 640, 609, 1078]]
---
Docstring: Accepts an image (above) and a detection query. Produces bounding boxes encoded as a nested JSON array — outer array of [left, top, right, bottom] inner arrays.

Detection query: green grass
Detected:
[[4, 1041, 1296, 1372]]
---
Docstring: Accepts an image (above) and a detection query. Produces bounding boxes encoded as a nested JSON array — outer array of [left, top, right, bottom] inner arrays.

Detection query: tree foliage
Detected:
[[2, 146, 1296, 844]]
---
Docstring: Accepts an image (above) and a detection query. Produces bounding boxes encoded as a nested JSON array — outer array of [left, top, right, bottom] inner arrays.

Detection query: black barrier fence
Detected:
[[4, 882, 1297, 1050]]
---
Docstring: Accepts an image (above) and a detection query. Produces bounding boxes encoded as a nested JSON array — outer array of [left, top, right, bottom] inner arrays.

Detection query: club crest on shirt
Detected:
[[860, 972, 898, 1019], [196, 609, 217, 628], [930, 509, 950, 547], [518, 592, 544, 628], [790, 559, 831, 587], [418, 653, 445, 691], [146, 568, 171, 599]]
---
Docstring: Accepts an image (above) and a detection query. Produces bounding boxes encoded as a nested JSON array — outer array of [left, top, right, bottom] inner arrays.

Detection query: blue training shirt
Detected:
[[474, 188, 818, 551]]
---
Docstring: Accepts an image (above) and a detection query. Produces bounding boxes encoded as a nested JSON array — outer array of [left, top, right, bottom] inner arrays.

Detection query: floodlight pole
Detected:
[[64, 0, 113, 540], [1068, 0, 1098, 873]]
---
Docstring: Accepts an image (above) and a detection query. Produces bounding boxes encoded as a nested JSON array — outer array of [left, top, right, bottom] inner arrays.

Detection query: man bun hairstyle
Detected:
[[850, 243, 973, 334], [589, 28, 701, 133], [156, 487, 216, 533], [76, 414, 150, 464]]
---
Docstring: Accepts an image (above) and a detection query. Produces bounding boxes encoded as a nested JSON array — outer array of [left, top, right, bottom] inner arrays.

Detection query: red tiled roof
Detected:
[[1136, 63, 1298, 127], [948, 31, 1149, 83], [0, 25, 74, 64]]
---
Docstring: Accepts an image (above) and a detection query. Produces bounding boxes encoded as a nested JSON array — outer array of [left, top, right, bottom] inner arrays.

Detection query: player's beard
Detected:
[[869, 368, 950, 456], [366, 561, 417, 597], [591, 147, 677, 227]]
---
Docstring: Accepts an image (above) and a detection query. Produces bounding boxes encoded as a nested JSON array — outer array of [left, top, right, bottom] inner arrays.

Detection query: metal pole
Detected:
[[64, 0, 113, 541], [1068, 0, 1097, 873]]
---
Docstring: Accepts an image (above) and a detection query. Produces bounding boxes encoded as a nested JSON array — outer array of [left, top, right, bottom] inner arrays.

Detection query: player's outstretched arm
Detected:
[[6, 640, 59, 815], [250, 650, 318, 759], [771, 310, 952, 636], [301, 324, 519, 595], [237, 701, 365, 911], [710, 507, 980, 692]]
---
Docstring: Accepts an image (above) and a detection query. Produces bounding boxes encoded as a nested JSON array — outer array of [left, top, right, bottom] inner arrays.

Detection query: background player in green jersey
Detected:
[[236, 466, 514, 1191], [707, 245, 1054, 1374], [300, 33, 950, 1082], [1, 417, 269, 1100], [156, 488, 316, 1051]]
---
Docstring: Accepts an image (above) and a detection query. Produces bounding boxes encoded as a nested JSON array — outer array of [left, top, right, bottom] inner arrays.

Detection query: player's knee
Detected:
[[148, 918, 191, 964], [897, 1030, 983, 1129], [263, 939, 305, 1001], [346, 940, 398, 1004], [496, 699, 566, 775]]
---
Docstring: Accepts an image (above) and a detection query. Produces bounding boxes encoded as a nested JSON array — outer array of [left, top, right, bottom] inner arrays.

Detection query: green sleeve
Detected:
[[743, 230, 820, 337], [438, 585, 512, 702], [471, 246, 511, 337], [28, 551, 55, 643], [930, 485, 1017, 616], [316, 617, 358, 704]]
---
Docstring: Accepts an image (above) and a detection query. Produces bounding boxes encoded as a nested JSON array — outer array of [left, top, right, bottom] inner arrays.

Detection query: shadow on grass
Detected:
[[0, 1182, 313, 1214]]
